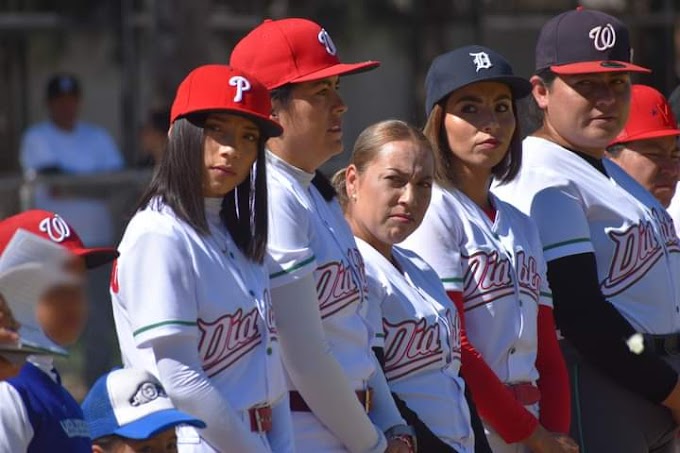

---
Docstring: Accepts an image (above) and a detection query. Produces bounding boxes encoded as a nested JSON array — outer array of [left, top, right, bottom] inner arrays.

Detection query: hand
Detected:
[[524, 425, 579, 453], [385, 438, 413, 453], [551, 433, 579, 453]]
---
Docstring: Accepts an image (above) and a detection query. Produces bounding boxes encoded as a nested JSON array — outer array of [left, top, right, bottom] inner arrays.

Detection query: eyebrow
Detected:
[[456, 94, 511, 103]]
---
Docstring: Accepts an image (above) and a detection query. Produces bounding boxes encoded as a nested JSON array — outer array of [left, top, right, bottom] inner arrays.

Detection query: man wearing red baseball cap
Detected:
[[606, 85, 680, 208], [230, 18, 417, 453]]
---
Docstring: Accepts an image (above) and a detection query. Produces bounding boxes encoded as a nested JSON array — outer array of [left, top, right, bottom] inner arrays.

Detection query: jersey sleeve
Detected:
[[529, 186, 595, 262], [0, 382, 33, 452], [362, 263, 389, 349], [117, 219, 198, 348], [400, 196, 463, 292], [266, 182, 317, 288]]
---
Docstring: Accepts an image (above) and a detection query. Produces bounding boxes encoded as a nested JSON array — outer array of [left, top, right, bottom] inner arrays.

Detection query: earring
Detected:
[[351, 193, 357, 202]]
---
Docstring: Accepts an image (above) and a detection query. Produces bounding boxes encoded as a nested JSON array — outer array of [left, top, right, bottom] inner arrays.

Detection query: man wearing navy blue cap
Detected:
[[82, 368, 205, 453], [492, 6, 680, 453]]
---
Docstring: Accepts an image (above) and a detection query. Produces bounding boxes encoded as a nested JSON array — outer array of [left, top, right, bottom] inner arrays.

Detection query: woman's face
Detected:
[[534, 72, 631, 152], [272, 76, 348, 171], [202, 113, 260, 198], [346, 140, 434, 254], [443, 81, 516, 179]]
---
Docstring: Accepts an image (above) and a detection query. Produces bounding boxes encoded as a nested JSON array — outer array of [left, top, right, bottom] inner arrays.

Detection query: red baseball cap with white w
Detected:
[[610, 84, 680, 146], [229, 18, 380, 90], [0, 210, 118, 269]]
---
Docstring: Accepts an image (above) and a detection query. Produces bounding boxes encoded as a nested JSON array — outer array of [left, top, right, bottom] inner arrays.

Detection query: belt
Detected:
[[248, 405, 272, 433], [644, 333, 680, 356], [506, 382, 541, 406], [289, 388, 372, 413]]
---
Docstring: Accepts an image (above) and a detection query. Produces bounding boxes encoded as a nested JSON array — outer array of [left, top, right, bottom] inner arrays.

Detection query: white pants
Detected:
[[483, 403, 538, 453], [177, 396, 294, 453], [292, 412, 348, 453]]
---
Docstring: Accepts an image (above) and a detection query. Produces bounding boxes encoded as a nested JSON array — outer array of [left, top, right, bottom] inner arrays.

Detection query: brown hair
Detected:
[[331, 119, 433, 209], [422, 93, 523, 187]]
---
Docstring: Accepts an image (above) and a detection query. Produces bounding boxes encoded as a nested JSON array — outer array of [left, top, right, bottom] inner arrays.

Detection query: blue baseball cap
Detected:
[[535, 8, 649, 75], [82, 368, 205, 440], [425, 45, 532, 116]]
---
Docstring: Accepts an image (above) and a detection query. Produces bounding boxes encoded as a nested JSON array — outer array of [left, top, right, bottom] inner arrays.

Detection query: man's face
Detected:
[[48, 94, 80, 130], [607, 136, 680, 207]]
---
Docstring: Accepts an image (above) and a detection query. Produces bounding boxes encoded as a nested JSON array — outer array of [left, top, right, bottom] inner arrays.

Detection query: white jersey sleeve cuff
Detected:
[[133, 320, 197, 348], [267, 251, 317, 288], [542, 237, 594, 262]]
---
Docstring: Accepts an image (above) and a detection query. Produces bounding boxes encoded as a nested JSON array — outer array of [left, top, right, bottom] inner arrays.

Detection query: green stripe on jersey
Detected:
[[133, 320, 196, 337], [543, 237, 590, 252], [441, 277, 463, 284], [269, 255, 316, 279], [540, 291, 553, 299]]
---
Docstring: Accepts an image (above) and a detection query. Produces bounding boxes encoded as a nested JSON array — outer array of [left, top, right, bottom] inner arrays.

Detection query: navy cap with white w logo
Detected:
[[535, 7, 650, 75]]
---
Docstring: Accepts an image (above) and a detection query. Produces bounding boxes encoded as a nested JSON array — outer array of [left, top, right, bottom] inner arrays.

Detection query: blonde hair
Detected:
[[331, 119, 434, 210]]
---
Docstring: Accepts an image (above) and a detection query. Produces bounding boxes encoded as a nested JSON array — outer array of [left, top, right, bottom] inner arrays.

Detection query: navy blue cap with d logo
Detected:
[[425, 45, 532, 116], [535, 7, 649, 74]]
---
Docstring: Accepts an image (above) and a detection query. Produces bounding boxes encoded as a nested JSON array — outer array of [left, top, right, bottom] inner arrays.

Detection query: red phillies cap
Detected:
[[170, 65, 283, 138], [0, 210, 118, 269], [610, 84, 680, 146], [536, 8, 649, 75], [229, 18, 380, 90]]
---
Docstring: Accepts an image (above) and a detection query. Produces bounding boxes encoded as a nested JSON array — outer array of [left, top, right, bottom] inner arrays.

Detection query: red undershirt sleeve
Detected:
[[448, 290, 538, 444], [535, 304, 570, 433]]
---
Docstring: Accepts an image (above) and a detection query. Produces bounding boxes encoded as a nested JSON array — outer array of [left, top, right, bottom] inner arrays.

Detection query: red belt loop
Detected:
[[289, 388, 373, 413], [248, 405, 273, 433], [506, 382, 541, 406]]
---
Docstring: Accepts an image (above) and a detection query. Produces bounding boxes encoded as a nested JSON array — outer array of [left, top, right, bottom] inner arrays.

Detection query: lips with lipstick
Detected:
[[209, 165, 237, 176], [477, 137, 501, 149]]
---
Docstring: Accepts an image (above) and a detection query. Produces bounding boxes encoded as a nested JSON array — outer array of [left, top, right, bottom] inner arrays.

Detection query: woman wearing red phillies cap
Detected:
[[230, 18, 415, 453], [493, 7, 680, 453], [111, 65, 294, 452]]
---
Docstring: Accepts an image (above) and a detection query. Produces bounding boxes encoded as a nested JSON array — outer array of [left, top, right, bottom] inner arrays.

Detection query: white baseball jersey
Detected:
[[356, 238, 474, 452], [666, 182, 680, 235], [266, 151, 375, 389], [492, 136, 680, 334], [111, 197, 286, 446], [400, 185, 551, 386]]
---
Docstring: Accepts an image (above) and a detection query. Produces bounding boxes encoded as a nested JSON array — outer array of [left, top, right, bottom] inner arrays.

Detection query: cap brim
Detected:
[[287, 61, 381, 85], [551, 60, 651, 75], [72, 247, 119, 269], [183, 108, 283, 139], [113, 409, 206, 440], [610, 128, 680, 147]]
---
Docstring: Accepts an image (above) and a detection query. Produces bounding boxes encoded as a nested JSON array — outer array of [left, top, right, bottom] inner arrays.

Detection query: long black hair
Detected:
[[136, 116, 268, 263]]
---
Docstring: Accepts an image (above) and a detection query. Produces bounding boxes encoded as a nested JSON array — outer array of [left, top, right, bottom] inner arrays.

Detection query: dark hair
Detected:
[[524, 68, 557, 132], [332, 120, 433, 209], [270, 83, 336, 201], [136, 116, 268, 263], [423, 92, 523, 187]]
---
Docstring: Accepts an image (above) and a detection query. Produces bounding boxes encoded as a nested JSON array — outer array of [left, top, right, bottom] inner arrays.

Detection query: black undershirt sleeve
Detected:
[[547, 252, 678, 403], [372, 347, 491, 452]]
